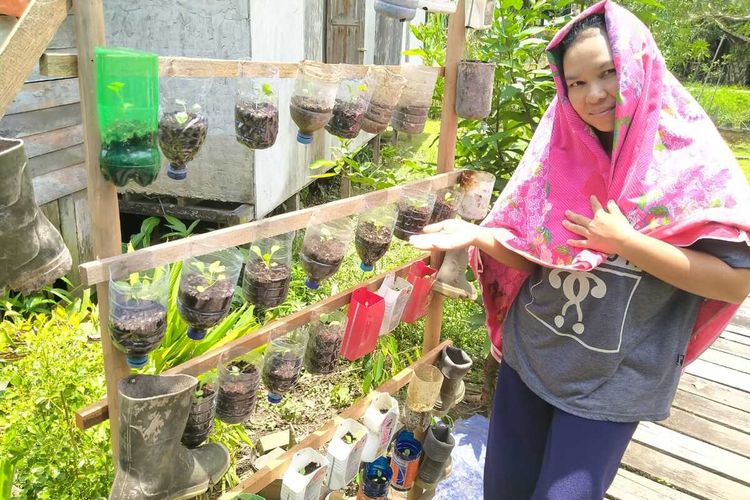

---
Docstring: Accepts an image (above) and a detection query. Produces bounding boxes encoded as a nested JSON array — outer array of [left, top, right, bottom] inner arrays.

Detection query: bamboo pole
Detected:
[[72, 0, 130, 459]]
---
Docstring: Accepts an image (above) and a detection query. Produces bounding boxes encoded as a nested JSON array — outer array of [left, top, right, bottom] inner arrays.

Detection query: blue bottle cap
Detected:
[[305, 278, 320, 289], [187, 327, 206, 341], [267, 393, 283, 404], [297, 131, 313, 144], [166, 164, 187, 180], [360, 262, 374, 272], [127, 355, 148, 368]]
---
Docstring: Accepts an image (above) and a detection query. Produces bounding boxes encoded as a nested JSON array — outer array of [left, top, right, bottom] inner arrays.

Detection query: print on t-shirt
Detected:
[[523, 255, 642, 353]]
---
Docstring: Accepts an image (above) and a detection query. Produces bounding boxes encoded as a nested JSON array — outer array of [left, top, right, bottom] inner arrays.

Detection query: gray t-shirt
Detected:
[[502, 239, 750, 422]]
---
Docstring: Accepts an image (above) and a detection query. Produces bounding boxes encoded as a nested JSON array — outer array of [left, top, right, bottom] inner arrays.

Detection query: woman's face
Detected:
[[562, 28, 618, 133]]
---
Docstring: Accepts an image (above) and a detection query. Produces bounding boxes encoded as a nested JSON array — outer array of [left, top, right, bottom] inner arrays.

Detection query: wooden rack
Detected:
[[2, 0, 470, 497]]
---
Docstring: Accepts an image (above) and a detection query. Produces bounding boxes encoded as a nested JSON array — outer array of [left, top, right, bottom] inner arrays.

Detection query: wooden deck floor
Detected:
[[607, 299, 750, 500]]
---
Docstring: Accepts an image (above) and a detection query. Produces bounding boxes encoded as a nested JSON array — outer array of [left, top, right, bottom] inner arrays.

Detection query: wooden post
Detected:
[[73, 0, 130, 459]]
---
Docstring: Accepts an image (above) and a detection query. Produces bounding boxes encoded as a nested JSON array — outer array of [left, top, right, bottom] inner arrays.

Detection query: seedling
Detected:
[[122, 244, 167, 300], [250, 244, 281, 269], [106, 81, 134, 112], [320, 311, 345, 326], [190, 260, 228, 292], [443, 191, 455, 203], [173, 98, 202, 126], [319, 226, 335, 241], [342, 432, 356, 445], [262, 83, 273, 97]]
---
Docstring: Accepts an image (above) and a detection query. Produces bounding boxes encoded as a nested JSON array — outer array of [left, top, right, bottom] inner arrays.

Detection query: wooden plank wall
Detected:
[[0, 14, 92, 285]]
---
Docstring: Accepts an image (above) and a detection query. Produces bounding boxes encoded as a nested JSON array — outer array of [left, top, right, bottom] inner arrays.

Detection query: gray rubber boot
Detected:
[[0, 138, 71, 294], [434, 346, 473, 414], [432, 248, 476, 300], [417, 422, 455, 487], [110, 374, 230, 500]]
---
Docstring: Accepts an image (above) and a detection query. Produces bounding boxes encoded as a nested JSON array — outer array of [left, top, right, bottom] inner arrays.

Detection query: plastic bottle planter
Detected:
[[216, 348, 263, 424], [374, 0, 418, 22], [300, 216, 354, 289], [182, 375, 218, 447], [455, 61, 495, 120], [262, 328, 309, 404], [391, 65, 439, 135], [465, 0, 495, 30], [326, 75, 373, 139], [355, 204, 397, 272], [158, 74, 211, 180], [394, 188, 436, 241], [360, 392, 400, 462], [390, 430, 423, 491], [458, 170, 496, 221], [340, 288, 385, 362], [404, 364, 443, 432], [242, 232, 294, 311], [281, 448, 330, 500], [401, 261, 437, 324], [290, 60, 340, 144], [304, 310, 347, 375], [435, 345, 473, 414], [326, 419, 369, 490], [417, 421, 455, 486], [361, 67, 407, 135], [108, 264, 170, 368], [357, 457, 393, 500], [95, 47, 160, 187], [430, 185, 463, 224], [376, 273, 413, 336], [235, 64, 280, 150], [177, 248, 243, 341]]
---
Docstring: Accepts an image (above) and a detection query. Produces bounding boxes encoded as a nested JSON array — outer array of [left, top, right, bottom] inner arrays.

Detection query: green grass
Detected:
[[684, 83, 750, 129], [732, 141, 750, 181], [381, 119, 441, 166]]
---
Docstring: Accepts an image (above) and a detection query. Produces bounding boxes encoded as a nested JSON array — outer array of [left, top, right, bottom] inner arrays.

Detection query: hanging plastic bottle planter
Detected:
[[281, 448, 330, 500], [262, 328, 309, 404], [158, 71, 211, 180], [108, 264, 170, 368], [326, 419, 369, 490], [360, 392, 400, 462], [181, 373, 218, 448], [300, 215, 355, 289], [401, 260, 437, 323], [374, 0, 418, 22], [355, 204, 398, 272], [394, 187, 436, 241], [325, 72, 374, 139], [235, 63, 280, 150], [430, 184, 463, 224], [455, 60, 495, 120], [458, 169, 496, 221], [404, 364, 443, 432], [177, 247, 243, 341], [215, 347, 263, 424], [391, 65, 439, 135], [358, 457, 393, 500], [242, 232, 294, 311], [304, 310, 347, 375], [390, 430, 423, 491], [96, 47, 160, 187], [465, 0, 495, 30], [376, 273, 413, 336], [341, 287, 385, 362], [290, 60, 340, 144], [361, 66, 407, 135]]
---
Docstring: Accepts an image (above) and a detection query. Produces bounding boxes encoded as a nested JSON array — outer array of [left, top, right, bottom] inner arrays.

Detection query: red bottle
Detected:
[[401, 261, 437, 323], [340, 287, 386, 361]]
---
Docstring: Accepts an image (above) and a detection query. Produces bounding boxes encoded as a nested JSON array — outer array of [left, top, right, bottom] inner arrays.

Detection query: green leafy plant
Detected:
[[162, 215, 200, 240], [173, 99, 202, 126], [251, 244, 281, 269], [190, 260, 227, 293], [106, 81, 133, 112]]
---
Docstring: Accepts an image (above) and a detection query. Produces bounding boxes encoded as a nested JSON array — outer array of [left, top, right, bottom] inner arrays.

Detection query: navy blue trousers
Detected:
[[483, 362, 638, 500]]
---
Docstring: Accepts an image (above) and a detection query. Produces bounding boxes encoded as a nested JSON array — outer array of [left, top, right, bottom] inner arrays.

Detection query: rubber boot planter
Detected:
[[0, 138, 71, 293], [391, 64, 438, 135], [432, 247, 477, 300], [109, 374, 230, 499], [216, 348, 263, 424], [290, 60, 340, 144], [435, 345, 473, 413], [158, 73, 211, 180], [304, 310, 347, 375], [456, 61, 495, 120], [458, 169, 496, 221], [96, 47, 161, 187], [182, 377, 218, 448], [235, 63, 280, 150], [325, 74, 373, 139], [281, 448, 330, 500], [358, 457, 393, 499], [262, 328, 308, 404], [374, 0, 418, 22], [355, 204, 397, 272], [394, 187, 436, 241], [108, 264, 170, 368], [361, 66, 406, 135], [430, 185, 463, 224], [242, 232, 294, 312], [325, 419, 369, 490], [177, 247, 243, 341], [417, 421, 455, 487], [300, 215, 354, 289], [390, 430, 422, 491]]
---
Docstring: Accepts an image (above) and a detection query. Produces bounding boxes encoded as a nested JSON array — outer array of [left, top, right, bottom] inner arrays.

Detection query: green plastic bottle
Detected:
[[96, 47, 160, 186]]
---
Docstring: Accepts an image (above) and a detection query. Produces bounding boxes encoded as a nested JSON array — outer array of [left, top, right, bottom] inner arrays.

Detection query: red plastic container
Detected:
[[401, 261, 437, 324], [340, 287, 385, 361]]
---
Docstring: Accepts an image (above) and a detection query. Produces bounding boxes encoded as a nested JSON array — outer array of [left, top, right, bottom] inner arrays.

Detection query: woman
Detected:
[[410, 1, 750, 498]]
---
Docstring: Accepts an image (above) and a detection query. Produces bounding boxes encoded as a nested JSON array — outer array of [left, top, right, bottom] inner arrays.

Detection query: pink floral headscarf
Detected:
[[471, 0, 750, 365]]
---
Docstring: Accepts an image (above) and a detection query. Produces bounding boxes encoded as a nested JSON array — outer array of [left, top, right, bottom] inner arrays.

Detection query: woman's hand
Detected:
[[563, 196, 637, 255], [408, 219, 485, 251]]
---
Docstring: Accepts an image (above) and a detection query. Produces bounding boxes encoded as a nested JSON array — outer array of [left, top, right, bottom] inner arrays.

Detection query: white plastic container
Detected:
[[377, 273, 413, 336], [326, 418, 369, 490], [360, 392, 400, 462], [281, 447, 330, 500]]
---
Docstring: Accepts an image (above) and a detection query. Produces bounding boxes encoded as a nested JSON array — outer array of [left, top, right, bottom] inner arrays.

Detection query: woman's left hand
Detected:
[[563, 196, 637, 255]]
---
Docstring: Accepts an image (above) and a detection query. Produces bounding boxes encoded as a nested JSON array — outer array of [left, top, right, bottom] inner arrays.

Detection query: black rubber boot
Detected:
[[434, 346, 473, 414], [417, 422, 455, 487]]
